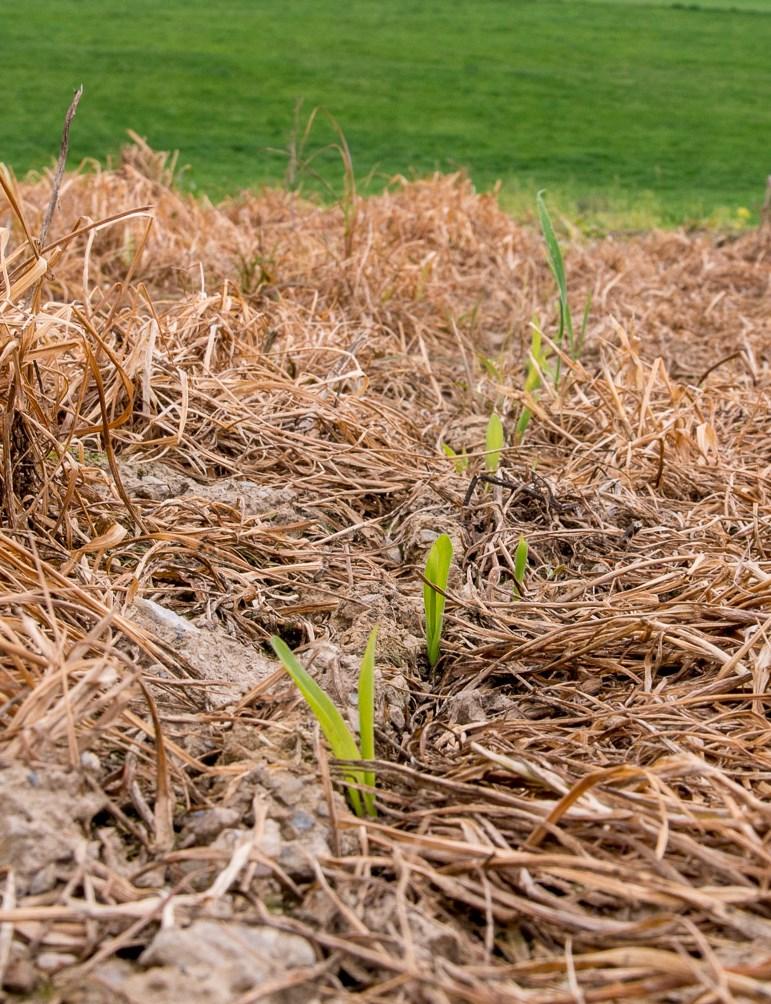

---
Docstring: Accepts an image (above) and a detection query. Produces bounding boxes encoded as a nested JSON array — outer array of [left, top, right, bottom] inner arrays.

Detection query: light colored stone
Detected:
[[128, 598, 276, 707], [125, 919, 317, 1004], [0, 767, 102, 895]]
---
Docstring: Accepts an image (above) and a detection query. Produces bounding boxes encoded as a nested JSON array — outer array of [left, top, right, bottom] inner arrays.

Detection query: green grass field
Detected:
[[3, 0, 770, 227]]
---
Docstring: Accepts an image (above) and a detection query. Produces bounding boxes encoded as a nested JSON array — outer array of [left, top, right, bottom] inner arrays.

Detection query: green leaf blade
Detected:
[[515, 406, 533, 443], [537, 191, 574, 376], [423, 533, 453, 667], [485, 413, 505, 473], [514, 534, 529, 592], [441, 442, 469, 474], [516, 326, 547, 444], [271, 635, 365, 816]]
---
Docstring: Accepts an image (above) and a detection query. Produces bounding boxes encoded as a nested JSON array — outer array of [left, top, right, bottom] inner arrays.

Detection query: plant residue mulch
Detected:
[[1, 139, 770, 1003]]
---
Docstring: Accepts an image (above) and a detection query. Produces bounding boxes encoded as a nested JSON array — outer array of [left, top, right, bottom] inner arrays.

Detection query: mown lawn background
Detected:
[[3, 0, 770, 227]]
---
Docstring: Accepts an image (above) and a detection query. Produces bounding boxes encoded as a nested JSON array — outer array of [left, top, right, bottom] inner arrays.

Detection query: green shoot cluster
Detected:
[[271, 628, 378, 817]]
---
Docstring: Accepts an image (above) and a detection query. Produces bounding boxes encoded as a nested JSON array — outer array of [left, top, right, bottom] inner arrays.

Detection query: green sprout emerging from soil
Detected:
[[485, 413, 505, 473], [441, 441, 470, 474], [423, 533, 453, 668], [537, 190, 576, 373], [516, 194, 590, 442], [515, 325, 549, 442], [513, 534, 529, 597], [271, 628, 378, 817]]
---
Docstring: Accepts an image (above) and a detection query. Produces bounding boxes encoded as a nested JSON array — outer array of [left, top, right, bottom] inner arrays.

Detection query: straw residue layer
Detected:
[[0, 141, 769, 1001]]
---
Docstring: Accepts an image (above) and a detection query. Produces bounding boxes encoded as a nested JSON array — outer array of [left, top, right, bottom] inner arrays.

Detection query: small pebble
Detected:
[[80, 751, 101, 774]]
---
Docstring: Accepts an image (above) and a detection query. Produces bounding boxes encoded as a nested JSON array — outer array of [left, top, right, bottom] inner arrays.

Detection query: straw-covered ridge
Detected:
[[0, 138, 770, 1002]]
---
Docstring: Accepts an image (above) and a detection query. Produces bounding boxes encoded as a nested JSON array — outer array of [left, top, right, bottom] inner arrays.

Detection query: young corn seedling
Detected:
[[536, 190, 574, 380], [441, 441, 470, 474], [485, 413, 505, 473], [536, 191, 592, 370], [513, 534, 529, 598], [423, 533, 453, 668], [270, 628, 378, 818], [515, 194, 591, 442], [514, 325, 549, 443]]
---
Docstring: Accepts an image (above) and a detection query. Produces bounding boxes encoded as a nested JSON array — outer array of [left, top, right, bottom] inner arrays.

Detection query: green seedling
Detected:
[[537, 191, 574, 375], [271, 628, 378, 817], [513, 534, 529, 597], [515, 194, 592, 443], [515, 325, 549, 442], [441, 442, 470, 474], [537, 191, 592, 371], [423, 533, 453, 668], [485, 413, 505, 473]]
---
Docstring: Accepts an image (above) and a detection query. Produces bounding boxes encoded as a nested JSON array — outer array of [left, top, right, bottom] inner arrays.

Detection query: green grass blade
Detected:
[[537, 191, 574, 376], [515, 406, 532, 442], [523, 326, 545, 393], [515, 326, 545, 443], [423, 533, 453, 667], [513, 535, 529, 593], [270, 635, 364, 816], [485, 413, 504, 473], [441, 442, 469, 474], [357, 626, 378, 817]]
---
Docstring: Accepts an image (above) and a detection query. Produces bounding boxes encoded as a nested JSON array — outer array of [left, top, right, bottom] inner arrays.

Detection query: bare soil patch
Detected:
[[1, 140, 770, 1002]]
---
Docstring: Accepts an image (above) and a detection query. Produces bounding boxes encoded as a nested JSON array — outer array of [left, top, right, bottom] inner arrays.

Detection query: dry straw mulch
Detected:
[[1, 138, 770, 1002]]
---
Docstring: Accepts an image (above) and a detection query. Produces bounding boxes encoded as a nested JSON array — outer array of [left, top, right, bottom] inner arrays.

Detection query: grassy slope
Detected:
[[3, 0, 770, 224]]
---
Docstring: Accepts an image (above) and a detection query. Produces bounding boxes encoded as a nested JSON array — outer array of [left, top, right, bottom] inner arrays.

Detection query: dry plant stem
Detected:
[[82, 338, 146, 533], [39, 85, 83, 247], [0, 169, 40, 261], [137, 679, 174, 852]]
